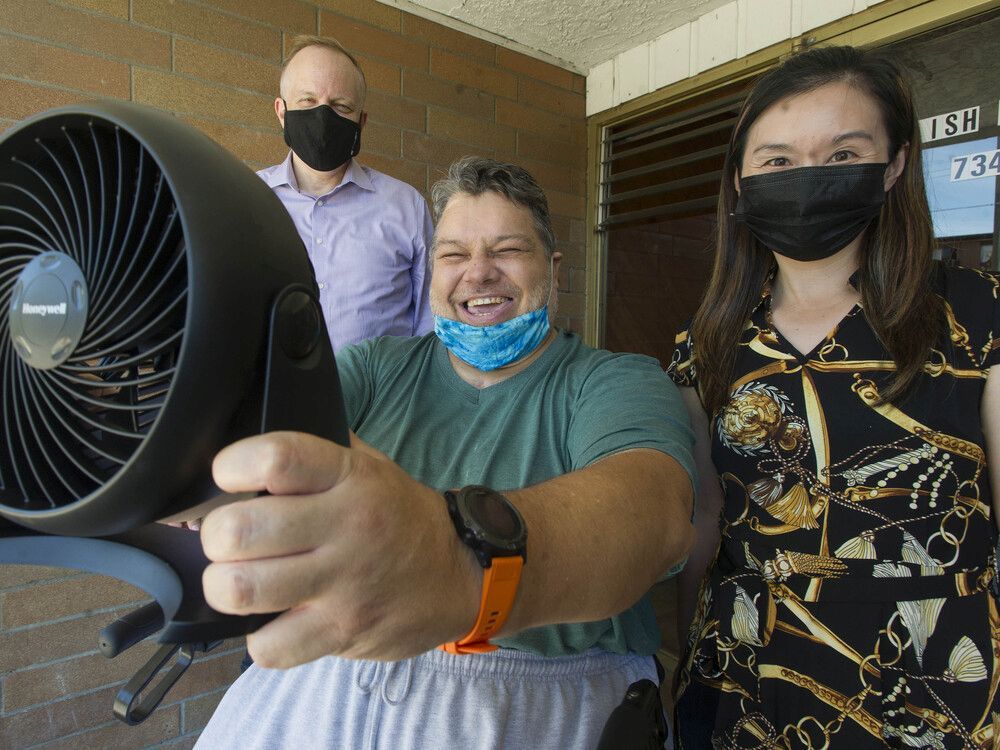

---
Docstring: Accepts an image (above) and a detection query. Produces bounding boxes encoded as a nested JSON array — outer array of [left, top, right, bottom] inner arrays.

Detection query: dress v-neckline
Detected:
[[763, 294, 861, 364]]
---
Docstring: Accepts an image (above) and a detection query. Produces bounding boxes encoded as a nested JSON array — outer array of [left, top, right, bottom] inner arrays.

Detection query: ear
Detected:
[[358, 110, 368, 131], [274, 98, 286, 128], [733, 169, 741, 196], [551, 251, 563, 292], [884, 142, 908, 191]]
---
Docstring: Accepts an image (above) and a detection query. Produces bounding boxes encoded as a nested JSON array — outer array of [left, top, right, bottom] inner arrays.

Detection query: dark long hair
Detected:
[[691, 45, 943, 416]]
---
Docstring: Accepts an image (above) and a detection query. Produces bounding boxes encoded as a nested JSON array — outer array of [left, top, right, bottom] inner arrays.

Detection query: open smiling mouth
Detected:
[[464, 296, 512, 315], [459, 295, 516, 325]]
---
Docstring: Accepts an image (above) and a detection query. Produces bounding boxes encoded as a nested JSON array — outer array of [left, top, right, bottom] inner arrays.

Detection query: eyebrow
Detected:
[[832, 130, 875, 144]]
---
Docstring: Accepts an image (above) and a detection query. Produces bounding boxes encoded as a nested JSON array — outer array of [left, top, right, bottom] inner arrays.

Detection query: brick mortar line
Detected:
[[143, 729, 205, 749], [129, 63, 276, 100], [164, 28, 292, 67], [2, 596, 153, 634], [183, 0, 315, 35], [18, 712, 183, 749], [0, 570, 88, 595], [2, 646, 245, 716], [0, 28, 167, 70], [0, 72, 128, 102], [1, 636, 246, 676], [123, 20, 282, 66], [0, 676, 236, 724]]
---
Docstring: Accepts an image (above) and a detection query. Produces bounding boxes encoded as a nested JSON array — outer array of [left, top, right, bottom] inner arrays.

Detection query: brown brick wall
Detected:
[[0, 1, 587, 747]]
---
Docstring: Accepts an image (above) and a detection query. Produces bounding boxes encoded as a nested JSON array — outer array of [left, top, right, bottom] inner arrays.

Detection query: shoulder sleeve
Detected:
[[334, 340, 376, 430], [665, 318, 697, 388], [567, 353, 697, 492]]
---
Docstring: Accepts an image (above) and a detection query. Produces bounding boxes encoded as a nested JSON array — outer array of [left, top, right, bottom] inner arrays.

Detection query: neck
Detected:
[[448, 327, 557, 389], [291, 153, 350, 197], [771, 238, 863, 308]]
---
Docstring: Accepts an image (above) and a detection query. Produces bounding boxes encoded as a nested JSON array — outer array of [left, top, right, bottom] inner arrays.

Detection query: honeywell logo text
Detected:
[[22, 303, 67, 317]]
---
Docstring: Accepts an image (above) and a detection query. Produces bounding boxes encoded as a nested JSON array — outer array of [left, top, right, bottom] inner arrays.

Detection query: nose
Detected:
[[462, 253, 500, 285]]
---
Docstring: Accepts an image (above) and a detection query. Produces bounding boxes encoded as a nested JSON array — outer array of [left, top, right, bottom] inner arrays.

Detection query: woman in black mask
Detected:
[[669, 46, 1000, 748]]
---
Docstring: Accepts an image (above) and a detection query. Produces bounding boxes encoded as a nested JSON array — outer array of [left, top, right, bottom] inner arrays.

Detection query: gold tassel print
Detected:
[[766, 483, 820, 529], [748, 479, 819, 529]]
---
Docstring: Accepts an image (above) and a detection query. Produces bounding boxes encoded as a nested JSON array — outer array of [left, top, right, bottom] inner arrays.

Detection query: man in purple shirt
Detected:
[[258, 35, 433, 351]]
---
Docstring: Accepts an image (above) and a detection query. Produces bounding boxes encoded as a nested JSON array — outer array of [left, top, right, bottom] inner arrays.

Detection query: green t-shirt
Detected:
[[335, 330, 696, 656]]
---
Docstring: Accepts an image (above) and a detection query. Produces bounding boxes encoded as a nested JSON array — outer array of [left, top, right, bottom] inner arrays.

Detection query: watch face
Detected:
[[463, 487, 524, 544]]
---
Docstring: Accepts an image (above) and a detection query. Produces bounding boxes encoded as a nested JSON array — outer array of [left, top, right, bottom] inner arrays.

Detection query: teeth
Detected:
[[466, 297, 508, 307]]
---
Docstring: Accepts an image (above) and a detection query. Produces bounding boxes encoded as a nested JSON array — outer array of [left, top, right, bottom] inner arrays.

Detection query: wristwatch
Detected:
[[440, 485, 527, 655]]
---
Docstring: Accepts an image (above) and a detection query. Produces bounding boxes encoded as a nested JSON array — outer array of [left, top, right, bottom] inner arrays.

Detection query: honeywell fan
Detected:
[[0, 101, 348, 723]]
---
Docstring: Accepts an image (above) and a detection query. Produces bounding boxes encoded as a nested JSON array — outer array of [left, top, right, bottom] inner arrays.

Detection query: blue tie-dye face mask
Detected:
[[435, 305, 550, 371], [434, 259, 553, 372]]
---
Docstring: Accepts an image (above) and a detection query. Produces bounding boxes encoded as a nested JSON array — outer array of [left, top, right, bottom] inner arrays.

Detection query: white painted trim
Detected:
[[585, 0, 882, 115], [373, 0, 583, 73]]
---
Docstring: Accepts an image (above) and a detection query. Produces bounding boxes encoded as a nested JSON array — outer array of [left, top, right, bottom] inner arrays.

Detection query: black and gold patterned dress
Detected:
[[668, 265, 1000, 749]]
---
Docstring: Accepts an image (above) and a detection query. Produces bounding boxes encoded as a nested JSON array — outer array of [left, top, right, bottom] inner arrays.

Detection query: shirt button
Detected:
[[318, 282, 326, 290], [316, 238, 323, 245], [318, 199, 325, 206]]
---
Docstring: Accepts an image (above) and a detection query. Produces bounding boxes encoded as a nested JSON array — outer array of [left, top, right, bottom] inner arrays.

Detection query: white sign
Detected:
[[950, 148, 1000, 181], [920, 106, 980, 143]]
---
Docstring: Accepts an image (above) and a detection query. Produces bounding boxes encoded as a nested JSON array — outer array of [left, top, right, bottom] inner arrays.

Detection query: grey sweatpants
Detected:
[[195, 647, 657, 749]]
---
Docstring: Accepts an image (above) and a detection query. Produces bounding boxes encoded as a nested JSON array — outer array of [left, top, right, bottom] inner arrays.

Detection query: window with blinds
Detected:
[[599, 84, 749, 231], [598, 80, 752, 368]]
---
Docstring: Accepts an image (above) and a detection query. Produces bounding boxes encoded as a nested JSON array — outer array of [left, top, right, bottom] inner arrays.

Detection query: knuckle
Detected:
[[208, 507, 254, 559], [203, 564, 255, 613], [338, 600, 379, 646], [259, 436, 297, 484], [352, 500, 387, 540], [221, 567, 256, 610]]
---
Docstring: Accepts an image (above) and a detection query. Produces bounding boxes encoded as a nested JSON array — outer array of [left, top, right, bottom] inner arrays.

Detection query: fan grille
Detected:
[[0, 117, 187, 512]]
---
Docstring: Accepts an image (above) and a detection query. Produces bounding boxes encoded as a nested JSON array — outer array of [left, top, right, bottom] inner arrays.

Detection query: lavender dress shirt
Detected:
[[258, 153, 434, 351]]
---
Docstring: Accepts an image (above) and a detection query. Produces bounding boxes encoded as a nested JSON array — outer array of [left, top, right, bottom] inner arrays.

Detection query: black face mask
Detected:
[[282, 101, 361, 172], [734, 163, 888, 261]]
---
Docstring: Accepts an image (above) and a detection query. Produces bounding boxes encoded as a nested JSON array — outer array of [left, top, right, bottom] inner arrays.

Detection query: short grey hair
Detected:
[[430, 157, 556, 257]]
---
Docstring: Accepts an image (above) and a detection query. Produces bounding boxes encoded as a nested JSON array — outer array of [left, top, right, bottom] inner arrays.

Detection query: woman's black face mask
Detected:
[[282, 101, 361, 173], [734, 163, 888, 261]]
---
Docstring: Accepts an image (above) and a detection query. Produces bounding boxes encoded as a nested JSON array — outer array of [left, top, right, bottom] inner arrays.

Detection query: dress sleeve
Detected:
[[665, 318, 697, 388]]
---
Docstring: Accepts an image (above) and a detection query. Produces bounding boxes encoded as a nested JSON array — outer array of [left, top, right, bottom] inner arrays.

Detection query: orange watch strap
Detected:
[[440, 555, 523, 655]]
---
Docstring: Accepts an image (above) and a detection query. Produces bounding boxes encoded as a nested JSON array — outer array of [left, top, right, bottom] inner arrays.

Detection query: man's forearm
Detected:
[[498, 449, 694, 636]]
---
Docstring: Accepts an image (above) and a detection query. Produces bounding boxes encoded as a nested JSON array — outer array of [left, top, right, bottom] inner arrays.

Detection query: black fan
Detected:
[[0, 101, 348, 723]]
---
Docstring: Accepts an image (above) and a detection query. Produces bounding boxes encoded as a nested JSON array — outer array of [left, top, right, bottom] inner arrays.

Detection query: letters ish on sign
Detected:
[[919, 106, 980, 143]]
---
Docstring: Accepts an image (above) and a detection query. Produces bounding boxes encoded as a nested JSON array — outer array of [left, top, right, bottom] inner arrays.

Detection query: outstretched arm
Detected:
[[199, 432, 693, 668]]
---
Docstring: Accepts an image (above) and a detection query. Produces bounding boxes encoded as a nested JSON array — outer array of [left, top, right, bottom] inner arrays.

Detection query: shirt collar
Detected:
[[262, 152, 375, 195], [342, 158, 374, 192]]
